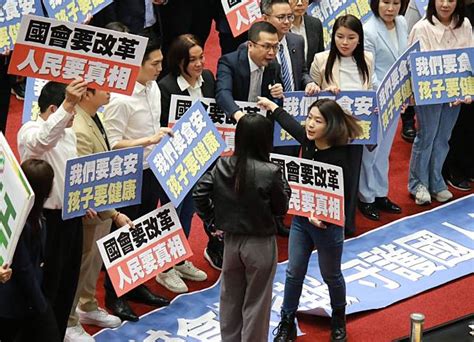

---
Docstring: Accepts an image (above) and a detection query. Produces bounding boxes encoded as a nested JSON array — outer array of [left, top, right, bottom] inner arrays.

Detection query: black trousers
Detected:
[[443, 103, 474, 179], [42, 210, 83, 340], [104, 168, 168, 298], [345, 145, 363, 235], [0, 304, 60, 342], [0, 55, 11, 133]]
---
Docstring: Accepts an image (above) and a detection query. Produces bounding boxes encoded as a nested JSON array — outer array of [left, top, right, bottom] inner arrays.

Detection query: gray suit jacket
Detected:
[[285, 32, 314, 91]]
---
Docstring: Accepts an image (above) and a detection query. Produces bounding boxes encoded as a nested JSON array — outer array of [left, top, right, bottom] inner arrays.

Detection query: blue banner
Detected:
[[147, 101, 226, 208], [307, 0, 372, 49], [414, 0, 428, 17], [94, 195, 474, 341], [275, 90, 378, 146], [22, 77, 48, 123], [62, 147, 143, 220], [377, 41, 420, 138], [0, 0, 43, 52], [409, 48, 474, 106], [42, 0, 113, 23]]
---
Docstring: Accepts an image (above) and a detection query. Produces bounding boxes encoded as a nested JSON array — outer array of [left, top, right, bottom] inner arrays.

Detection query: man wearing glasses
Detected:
[[216, 21, 283, 122], [262, 0, 320, 95]]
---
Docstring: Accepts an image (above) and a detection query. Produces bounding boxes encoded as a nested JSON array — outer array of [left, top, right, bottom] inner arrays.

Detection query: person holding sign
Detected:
[[103, 38, 172, 322], [309, 14, 374, 231], [257, 96, 362, 342], [156, 34, 216, 292], [17, 79, 88, 339], [407, 0, 473, 205], [0, 265, 12, 283], [0, 159, 60, 342], [357, 0, 409, 220], [193, 114, 291, 342]]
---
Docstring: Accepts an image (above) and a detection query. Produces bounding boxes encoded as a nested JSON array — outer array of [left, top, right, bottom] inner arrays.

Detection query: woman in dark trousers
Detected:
[[193, 114, 291, 342], [0, 159, 60, 342], [156, 34, 216, 294], [258, 97, 362, 342]]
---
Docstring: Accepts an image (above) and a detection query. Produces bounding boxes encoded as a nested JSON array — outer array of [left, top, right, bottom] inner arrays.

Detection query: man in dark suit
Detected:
[[288, 0, 324, 69], [261, 0, 319, 93], [216, 21, 284, 121]]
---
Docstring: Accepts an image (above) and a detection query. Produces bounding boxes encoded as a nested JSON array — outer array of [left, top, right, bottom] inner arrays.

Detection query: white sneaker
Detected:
[[432, 189, 453, 203], [174, 261, 208, 281], [414, 184, 431, 205], [78, 307, 121, 328], [156, 268, 188, 293], [64, 324, 94, 342]]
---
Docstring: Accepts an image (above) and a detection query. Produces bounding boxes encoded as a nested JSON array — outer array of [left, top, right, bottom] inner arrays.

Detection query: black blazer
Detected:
[[286, 32, 314, 90], [0, 219, 47, 319], [215, 44, 282, 118], [193, 156, 291, 236], [158, 69, 216, 127], [303, 14, 325, 70]]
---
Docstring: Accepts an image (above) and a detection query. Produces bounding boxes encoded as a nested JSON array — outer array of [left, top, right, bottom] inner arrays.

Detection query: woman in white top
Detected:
[[407, 0, 473, 206], [310, 14, 374, 236]]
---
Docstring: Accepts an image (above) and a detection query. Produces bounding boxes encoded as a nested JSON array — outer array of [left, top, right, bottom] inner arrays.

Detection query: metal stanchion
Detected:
[[410, 313, 425, 342]]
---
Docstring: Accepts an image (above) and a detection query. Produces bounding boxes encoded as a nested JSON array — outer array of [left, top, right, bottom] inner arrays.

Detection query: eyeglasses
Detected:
[[250, 41, 280, 52], [271, 14, 295, 22]]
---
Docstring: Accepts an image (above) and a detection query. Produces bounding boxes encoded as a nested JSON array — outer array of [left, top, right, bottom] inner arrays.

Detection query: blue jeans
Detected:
[[408, 103, 460, 194], [160, 191, 195, 237], [281, 216, 346, 315]]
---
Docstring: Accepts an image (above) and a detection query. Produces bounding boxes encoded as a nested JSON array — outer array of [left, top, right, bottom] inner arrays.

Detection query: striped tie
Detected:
[[279, 44, 293, 92]]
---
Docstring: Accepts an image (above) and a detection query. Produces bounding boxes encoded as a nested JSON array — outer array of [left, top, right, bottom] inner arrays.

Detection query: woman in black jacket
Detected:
[[0, 159, 60, 342], [193, 114, 291, 342], [258, 96, 362, 342]]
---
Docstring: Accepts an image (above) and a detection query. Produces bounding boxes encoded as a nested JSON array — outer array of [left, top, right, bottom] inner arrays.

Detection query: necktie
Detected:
[[92, 114, 111, 151], [248, 68, 262, 102], [279, 44, 293, 92]]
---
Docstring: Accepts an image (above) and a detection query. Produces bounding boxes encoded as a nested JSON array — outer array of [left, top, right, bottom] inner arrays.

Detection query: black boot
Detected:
[[331, 307, 347, 341], [273, 312, 297, 342]]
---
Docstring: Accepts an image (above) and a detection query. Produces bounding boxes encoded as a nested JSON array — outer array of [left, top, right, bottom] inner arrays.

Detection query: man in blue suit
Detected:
[[215, 21, 284, 122], [261, 0, 319, 94]]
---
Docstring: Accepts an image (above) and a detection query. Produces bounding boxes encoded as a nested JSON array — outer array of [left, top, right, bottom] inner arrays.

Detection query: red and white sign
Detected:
[[270, 153, 345, 227], [97, 203, 193, 297], [221, 0, 263, 37], [8, 15, 148, 95]]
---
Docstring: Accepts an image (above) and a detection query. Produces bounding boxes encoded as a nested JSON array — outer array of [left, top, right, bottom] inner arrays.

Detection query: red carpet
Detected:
[[5, 23, 473, 341]]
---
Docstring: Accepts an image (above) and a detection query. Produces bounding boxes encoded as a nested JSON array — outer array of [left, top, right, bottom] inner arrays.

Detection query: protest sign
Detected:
[[148, 101, 226, 207], [0, 133, 35, 266], [97, 203, 193, 297], [409, 47, 474, 106], [42, 0, 113, 24], [377, 41, 420, 137], [0, 0, 43, 52], [275, 90, 377, 146], [63, 147, 143, 220], [8, 15, 148, 95], [270, 153, 345, 227], [221, 0, 262, 37], [307, 0, 372, 49], [169, 95, 264, 156]]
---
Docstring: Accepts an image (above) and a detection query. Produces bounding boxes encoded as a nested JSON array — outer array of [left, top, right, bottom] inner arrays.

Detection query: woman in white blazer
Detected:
[[356, 0, 409, 221]]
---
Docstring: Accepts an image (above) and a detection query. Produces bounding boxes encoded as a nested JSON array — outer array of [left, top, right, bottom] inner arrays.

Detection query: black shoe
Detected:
[[401, 122, 416, 143], [276, 217, 290, 237], [358, 201, 380, 221], [331, 307, 347, 342], [446, 176, 471, 191], [125, 285, 170, 307], [204, 247, 222, 271], [105, 295, 139, 322], [273, 312, 297, 342], [11, 81, 25, 100], [374, 197, 402, 214]]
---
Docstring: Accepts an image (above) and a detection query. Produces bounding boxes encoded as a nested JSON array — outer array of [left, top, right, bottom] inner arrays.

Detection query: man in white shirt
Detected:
[[103, 39, 172, 322], [17, 79, 87, 340]]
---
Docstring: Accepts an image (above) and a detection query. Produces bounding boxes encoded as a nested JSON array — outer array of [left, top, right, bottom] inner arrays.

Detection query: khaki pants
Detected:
[[220, 233, 277, 342], [68, 218, 112, 327]]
